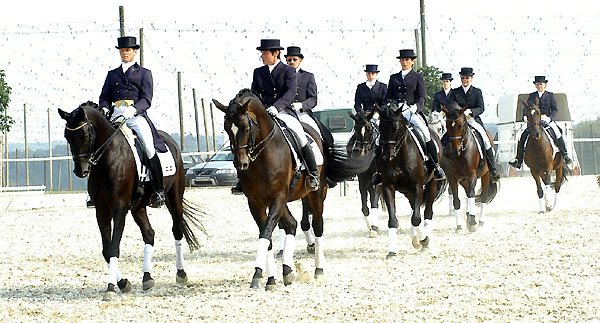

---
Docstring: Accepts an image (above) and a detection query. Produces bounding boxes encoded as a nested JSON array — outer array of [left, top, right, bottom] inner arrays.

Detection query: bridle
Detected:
[[379, 117, 410, 160], [65, 119, 124, 166], [525, 107, 543, 139], [446, 113, 468, 152], [227, 112, 276, 162], [351, 120, 379, 155]]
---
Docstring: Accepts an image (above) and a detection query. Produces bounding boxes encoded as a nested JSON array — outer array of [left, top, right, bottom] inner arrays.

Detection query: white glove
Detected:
[[541, 115, 551, 123], [464, 109, 472, 117], [372, 111, 380, 120], [292, 102, 302, 111], [409, 104, 417, 114], [101, 107, 110, 116], [122, 106, 137, 119], [523, 115, 528, 122], [267, 106, 279, 117]]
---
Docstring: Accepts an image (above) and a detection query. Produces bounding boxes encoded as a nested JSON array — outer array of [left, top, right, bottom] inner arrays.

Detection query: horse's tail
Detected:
[[552, 164, 570, 187], [181, 197, 207, 252], [433, 178, 448, 202], [323, 144, 374, 183], [475, 180, 499, 205]]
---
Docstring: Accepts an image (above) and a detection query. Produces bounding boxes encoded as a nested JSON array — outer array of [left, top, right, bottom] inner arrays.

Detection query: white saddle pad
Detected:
[[524, 127, 558, 159], [120, 124, 176, 181], [276, 118, 323, 172]]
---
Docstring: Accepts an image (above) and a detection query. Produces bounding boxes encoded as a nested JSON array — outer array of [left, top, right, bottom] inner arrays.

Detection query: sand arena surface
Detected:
[[0, 176, 599, 322]]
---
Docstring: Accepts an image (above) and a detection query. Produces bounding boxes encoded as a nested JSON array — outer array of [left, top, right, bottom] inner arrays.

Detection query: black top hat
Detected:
[[116, 36, 140, 49], [533, 75, 548, 83], [256, 39, 284, 51], [285, 46, 304, 59], [441, 73, 453, 81], [459, 67, 475, 76], [396, 49, 417, 59], [364, 64, 380, 73]]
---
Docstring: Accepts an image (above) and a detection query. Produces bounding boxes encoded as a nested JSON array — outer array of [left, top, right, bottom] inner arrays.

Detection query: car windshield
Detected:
[[212, 151, 234, 161]]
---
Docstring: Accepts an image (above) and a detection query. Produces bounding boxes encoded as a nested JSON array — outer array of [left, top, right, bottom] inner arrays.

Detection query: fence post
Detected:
[[201, 98, 210, 152], [210, 102, 216, 153], [48, 108, 52, 190], [591, 125, 597, 174]]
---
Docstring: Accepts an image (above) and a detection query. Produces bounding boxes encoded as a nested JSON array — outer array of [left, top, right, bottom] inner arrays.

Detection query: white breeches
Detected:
[[278, 110, 308, 147], [127, 116, 156, 158], [548, 121, 562, 139], [402, 107, 431, 142], [299, 112, 322, 139], [467, 118, 492, 150]]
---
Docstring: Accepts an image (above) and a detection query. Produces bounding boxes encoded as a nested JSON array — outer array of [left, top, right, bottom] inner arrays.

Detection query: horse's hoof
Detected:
[[117, 279, 131, 293], [478, 221, 485, 227], [420, 236, 429, 248], [176, 269, 188, 285], [368, 230, 378, 238], [265, 277, 276, 291], [455, 225, 462, 232], [275, 250, 283, 259], [411, 236, 421, 249], [371, 225, 380, 234], [386, 252, 396, 259], [142, 278, 155, 291], [466, 215, 478, 233], [314, 268, 324, 280], [250, 277, 263, 289], [102, 291, 118, 301], [307, 243, 315, 254], [283, 272, 295, 286]]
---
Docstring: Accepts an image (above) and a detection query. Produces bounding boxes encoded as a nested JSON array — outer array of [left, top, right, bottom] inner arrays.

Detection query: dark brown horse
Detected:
[[375, 105, 447, 258], [213, 89, 371, 290], [522, 100, 568, 212], [441, 103, 499, 232], [58, 102, 203, 301], [347, 110, 383, 237]]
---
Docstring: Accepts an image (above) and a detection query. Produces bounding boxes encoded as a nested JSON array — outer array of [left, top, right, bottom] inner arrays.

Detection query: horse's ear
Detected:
[[239, 100, 250, 114], [535, 96, 539, 106], [348, 111, 357, 121], [212, 99, 228, 113], [58, 108, 69, 120], [441, 105, 448, 114]]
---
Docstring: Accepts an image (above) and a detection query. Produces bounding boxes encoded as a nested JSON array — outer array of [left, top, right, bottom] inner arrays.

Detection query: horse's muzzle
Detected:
[[73, 168, 89, 178]]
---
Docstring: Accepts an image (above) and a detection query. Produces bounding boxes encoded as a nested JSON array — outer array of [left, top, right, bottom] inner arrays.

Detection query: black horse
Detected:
[[58, 102, 203, 301], [375, 105, 447, 258], [347, 110, 383, 237], [213, 89, 371, 290]]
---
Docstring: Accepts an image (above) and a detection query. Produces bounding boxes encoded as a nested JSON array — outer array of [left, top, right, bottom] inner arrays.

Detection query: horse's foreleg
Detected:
[[100, 207, 128, 300], [382, 184, 398, 258], [131, 208, 158, 290], [362, 179, 379, 236], [421, 181, 437, 249], [410, 185, 426, 249], [532, 172, 545, 213], [465, 176, 478, 232], [300, 198, 315, 254], [543, 168, 554, 211], [248, 202, 269, 289], [307, 191, 326, 279], [279, 206, 297, 286], [448, 179, 462, 231]]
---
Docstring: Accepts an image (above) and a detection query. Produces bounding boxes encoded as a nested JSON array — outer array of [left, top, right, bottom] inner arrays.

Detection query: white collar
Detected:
[[366, 80, 376, 88], [538, 90, 545, 97], [295, 67, 301, 73], [268, 61, 280, 73], [462, 85, 471, 93], [121, 61, 135, 73], [444, 88, 451, 95], [401, 69, 411, 77]]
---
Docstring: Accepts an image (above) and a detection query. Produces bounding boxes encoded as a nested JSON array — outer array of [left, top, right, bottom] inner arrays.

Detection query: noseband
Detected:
[[66, 120, 124, 166], [227, 112, 276, 162], [379, 119, 410, 160], [351, 121, 379, 154], [446, 114, 468, 152]]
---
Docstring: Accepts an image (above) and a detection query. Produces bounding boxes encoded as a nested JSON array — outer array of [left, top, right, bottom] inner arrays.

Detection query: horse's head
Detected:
[[213, 89, 266, 170], [428, 110, 446, 137], [523, 99, 542, 139], [442, 102, 468, 155], [377, 103, 408, 161], [58, 104, 96, 178], [348, 110, 377, 156]]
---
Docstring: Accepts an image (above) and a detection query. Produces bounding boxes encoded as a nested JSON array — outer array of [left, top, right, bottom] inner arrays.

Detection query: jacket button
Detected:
[[116, 82, 119, 85]]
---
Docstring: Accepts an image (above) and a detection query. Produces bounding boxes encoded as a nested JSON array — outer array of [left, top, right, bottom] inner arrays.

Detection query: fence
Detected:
[[2, 139, 600, 192]]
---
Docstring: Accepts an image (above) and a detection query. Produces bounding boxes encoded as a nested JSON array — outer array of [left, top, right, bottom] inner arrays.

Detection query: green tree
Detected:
[[416, 65, 443, 115], [0, 69, 15, 133]]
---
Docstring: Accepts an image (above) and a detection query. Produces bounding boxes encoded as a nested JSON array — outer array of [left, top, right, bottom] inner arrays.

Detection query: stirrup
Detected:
[[307, 175, 320, 191], [149, 191, 165, 208], [371, 172, 382, 186], [508, 158, 522, 169], [86, 196, 95, 208], [563, 155, 572, 165], [433, 164, 446, 181], [231, 179, 243, 195]]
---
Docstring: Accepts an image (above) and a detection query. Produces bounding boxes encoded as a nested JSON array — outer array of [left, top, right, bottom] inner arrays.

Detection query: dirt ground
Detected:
[[1, 175, 599, 322]]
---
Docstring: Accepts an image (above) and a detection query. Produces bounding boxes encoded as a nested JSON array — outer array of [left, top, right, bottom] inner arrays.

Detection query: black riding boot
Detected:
[[148, 155, 165, 208], [231, 177, 243, 195], [509, 130, 528, 169], [371, 145, 382, 185], [485, 148, 501, 183], [301, 144, 320, 191], [426, 140, 446, 180], [556, 136, 572, 165]]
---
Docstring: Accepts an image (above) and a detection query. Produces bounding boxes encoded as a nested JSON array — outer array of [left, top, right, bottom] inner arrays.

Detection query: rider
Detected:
[[431, 72, 453, 114], [230, 39, 320, 194], [508, 75, 572, 169], [354, 64, 388, 115], [98, 36, 166, 208], [447, 67, 501, 183], [373, 49, 445, 185]]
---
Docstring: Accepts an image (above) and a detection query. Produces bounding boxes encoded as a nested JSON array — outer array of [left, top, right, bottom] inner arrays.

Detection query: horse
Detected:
[[58, 102, 203, 301], [213, 89, 371, 290], [427, 110, 446, 138], [347, 110, 383, 237], [375, 104, 447, 258], [522, 100, 568, 212], [441, 102, 499, 232]]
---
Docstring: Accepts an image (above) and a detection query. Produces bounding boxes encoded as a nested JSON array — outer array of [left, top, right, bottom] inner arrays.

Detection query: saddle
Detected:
[[120, 124, 176, 182], [467, 125, 486, 171], [524, 123, 559, 157], [406, 124, 441, 164]]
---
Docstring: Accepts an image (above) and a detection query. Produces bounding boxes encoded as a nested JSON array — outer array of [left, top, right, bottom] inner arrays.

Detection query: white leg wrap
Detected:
[[363, 215, 373, 230], [315, 237, 325, 268], [142, 244, 153, 273], [265, 248, 276, 278], [283, 234, 296, 268], [254, 238, 270, 271], [539, 197, 546, 212], [370, 210, 379, 227], [388, 228, 398, 253], [107, 260, 122, 282], [303, 230, 315, 245], [423, 219, 432, 237], [278, 229, 286, 251], [414, 223, 425, 241], [545, 184, 553, 207], [467, 197, 476, 215], [455, 208, 461, 226], [479, 204, 486, 223], [108, 257, 118, 286], [175, 239, 185, 270], [448, 193, 454, 214]]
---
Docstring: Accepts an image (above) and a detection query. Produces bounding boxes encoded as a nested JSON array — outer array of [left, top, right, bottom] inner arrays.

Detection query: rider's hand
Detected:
[[122, 106, 137, 119], [523, 115, 528, 122], [541, 114, 551, 123], [292, 102, 302, 111], [409, 104, 417, 114], [464, 108, 472, 117], [101, 107, 110, 116], [267, 106, 279, 117]]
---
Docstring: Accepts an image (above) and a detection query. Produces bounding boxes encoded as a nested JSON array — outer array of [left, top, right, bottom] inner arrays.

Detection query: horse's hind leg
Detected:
[[382, 184, 399, 258], [164, 192, 191, 285], [448, 179, 462, 231], [279, 205, 297, 286], [421, 181, 437, 249], [100, 206, 129, 300], [409, 185, 427, 249], [307, 190, 326, 279], [532, 172, 546, 213], [131, 208, 157, 290], [300, 198, 315, 254]]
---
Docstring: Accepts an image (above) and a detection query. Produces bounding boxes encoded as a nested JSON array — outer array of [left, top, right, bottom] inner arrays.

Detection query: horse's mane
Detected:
[[232, 88, 263, 106], [77, 101, 113, 124]]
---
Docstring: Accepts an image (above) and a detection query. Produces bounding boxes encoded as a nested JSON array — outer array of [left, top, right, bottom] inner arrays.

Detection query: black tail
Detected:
[[323, 144, 374, 183], [550, 164, 569, 190], [181, 197, 207, 252], [434, 178, 448, 203], [475, 180, 499, 205]]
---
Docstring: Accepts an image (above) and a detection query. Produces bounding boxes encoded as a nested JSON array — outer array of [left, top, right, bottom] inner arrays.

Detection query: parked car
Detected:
[[185, 148, 237, 186], [182, 155, 202, 171]]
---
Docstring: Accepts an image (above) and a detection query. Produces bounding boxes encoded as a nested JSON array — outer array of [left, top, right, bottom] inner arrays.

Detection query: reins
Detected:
[[228, 112, 277, 162], [66, 118, 126, 166], [446, 114, 468, 152]]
